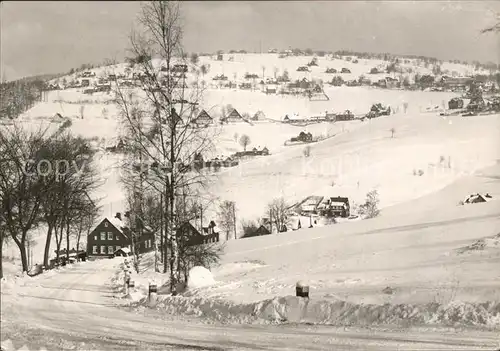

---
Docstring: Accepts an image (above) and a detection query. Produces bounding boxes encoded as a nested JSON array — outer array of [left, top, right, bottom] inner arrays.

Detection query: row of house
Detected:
[[85, 213, 220, 259]]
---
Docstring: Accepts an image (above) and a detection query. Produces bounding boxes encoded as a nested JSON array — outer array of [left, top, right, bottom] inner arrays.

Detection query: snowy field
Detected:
[[3, 53, 500, 273], [2, 54, 500, 349]]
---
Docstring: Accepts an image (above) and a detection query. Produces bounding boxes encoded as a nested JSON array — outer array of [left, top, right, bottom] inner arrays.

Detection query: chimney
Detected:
[[115, 212, 122, 221]]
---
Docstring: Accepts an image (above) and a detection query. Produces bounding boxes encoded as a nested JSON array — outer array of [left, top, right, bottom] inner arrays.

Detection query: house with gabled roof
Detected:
[[252, 110, 266, 121], [463, 193, 489, 204], [178, 220, 220, 247], [86, 212, 154, 258], [223, 108, 244, 123], [193, 109, 213, 126]]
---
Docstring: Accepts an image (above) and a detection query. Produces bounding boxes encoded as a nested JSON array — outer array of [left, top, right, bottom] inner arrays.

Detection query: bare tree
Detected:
[[358, 190, 380, 219], [0, 125, 49, 272], [115, 1, 218, 292], [40, 132, 100, 267], [217, 200, 236, 241], [239, 134, 251, 151], [267, 198, 290, 233]]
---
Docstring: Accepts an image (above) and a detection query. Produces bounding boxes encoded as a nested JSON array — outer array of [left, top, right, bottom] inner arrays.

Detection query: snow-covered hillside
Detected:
[[3, 53, 500, 274]]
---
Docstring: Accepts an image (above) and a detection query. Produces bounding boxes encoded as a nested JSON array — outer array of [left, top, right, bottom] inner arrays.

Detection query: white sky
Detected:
[[1, 1, 499, 81]]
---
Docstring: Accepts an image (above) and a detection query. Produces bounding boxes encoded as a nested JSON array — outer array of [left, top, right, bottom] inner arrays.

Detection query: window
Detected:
[[94, 235, 97, 240], [115, 245, 121, 251], [149, 239, 152, 248], [107, 232, 113, 240], [108, 246, 114, 254], [100, 246, 106, 254], [100, 232, 106, 240], [104, 221, 108, 227], [116, 235, 120, 240], [92, 246, 97, 254]]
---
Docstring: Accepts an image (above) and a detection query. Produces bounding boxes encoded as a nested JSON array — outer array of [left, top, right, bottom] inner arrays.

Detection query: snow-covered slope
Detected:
[[3, 53, 499, 276]]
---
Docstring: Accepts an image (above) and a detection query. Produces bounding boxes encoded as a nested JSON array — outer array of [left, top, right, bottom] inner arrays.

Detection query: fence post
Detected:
[[296, 280, 309, 298], [148, 283, 158, 306], [128, 279, 135, 290]]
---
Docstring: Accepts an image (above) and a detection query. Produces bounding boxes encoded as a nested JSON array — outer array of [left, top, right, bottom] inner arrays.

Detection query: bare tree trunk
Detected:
[[11, 234, 28, 272], [160, 193, 164, 268], [43, 222, 54, 267], [65, 219, 70, 262], [0, 237, 3, 279], [55, 222, 64, 264]]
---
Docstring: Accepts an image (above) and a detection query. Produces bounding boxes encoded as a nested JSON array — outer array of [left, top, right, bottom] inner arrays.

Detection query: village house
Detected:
[[440, 77, 473, 91], [193, 109, 213, 126], [328, 197, 350, 217], [335, 110, 354, 121], [244, 222, 272, 239], [253, 110, 266, 121], [223, 108, 244, 123], [178, 220, 220, 247], [86, 213, 155, 259], [463, 193, 491, 204], [266, 86, 277, 94]]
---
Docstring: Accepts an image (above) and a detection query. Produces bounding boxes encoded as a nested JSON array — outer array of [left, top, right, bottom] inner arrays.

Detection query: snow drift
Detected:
[[127, 293, 500, 328], [187, 266, 217, 290]]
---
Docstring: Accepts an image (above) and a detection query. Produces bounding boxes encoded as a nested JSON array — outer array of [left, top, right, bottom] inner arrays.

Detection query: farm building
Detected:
[[253, 110, 266, 120], [223, 108, 245, 123], [193, 109, 213, 125], [178, 220, 220, 246], [463, 193, 490, 204]]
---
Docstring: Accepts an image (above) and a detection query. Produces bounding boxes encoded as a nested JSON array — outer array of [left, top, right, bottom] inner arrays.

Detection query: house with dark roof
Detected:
[[463, 193, 489, 204], [223, 108, 244, 123], [193, 109, 213, 126], [86, 213, 154, 258], [244, 224, 271, 239], [178, 220, 220, 247]]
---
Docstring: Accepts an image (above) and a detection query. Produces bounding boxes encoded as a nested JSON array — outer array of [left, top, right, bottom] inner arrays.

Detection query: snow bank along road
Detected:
[[1, 260, 499, 350]]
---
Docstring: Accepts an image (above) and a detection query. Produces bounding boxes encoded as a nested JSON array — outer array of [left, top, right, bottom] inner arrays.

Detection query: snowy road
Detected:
[[1, 260, 498, 351]]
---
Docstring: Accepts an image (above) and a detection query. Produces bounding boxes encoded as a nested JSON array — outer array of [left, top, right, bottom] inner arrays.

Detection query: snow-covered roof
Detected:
[[97, 216, 125, 234], [114, 247, 131, 254]]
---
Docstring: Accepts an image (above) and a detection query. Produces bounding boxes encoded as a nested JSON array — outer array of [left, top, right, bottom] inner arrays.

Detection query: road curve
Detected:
[[1, 260, 498, 351]]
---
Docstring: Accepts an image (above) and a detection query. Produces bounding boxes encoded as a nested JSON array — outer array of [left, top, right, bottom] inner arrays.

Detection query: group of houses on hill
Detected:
[[296, 196, 351, 218], [193, 145, 270, 171]]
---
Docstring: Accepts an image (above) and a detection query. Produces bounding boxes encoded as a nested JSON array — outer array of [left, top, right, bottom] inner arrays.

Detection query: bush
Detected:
[[60, 119, 72, 130], [358, 190, 380, 219]]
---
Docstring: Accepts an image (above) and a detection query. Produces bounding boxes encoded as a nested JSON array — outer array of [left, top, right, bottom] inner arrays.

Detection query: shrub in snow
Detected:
[[358, 190, 380, 219], [187, 266, 216, 290]]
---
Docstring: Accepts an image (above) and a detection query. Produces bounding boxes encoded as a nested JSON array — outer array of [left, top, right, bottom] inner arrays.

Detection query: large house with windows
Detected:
[[86, 213, 154, 258]]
